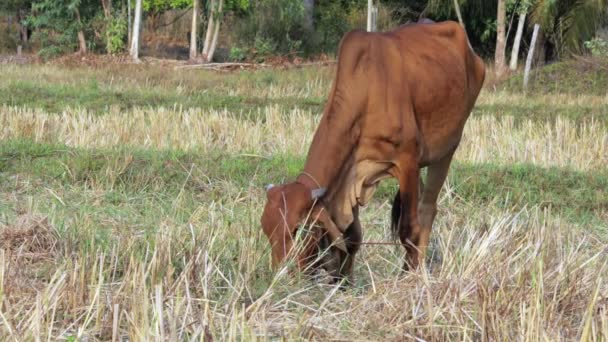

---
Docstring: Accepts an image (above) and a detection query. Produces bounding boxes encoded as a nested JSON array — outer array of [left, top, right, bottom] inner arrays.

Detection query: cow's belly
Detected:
[[327, 159, 393, 230]]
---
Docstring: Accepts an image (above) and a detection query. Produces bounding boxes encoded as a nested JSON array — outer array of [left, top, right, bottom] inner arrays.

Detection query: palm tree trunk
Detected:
[[202, 0, 216, 60], [207, 0, 224, 62], [524, 24, 540, 89], [130, 0, 142, 61], [509, 12, 526, 71], [190, 0, 199, 60], [367, 0, 372, 32], [494, 0, 506, 76]]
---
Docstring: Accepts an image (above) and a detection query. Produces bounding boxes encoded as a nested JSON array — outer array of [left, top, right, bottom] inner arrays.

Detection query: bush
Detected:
[[231, 0, 304, 61], [0, 29, 18, 53], [229, 46, 247, 61], [584, 37, 608, 57], [105, 13, 128, 54]]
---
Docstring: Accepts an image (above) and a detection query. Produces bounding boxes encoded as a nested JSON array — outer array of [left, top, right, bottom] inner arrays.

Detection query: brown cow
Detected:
[[261, 21, 486, 283]]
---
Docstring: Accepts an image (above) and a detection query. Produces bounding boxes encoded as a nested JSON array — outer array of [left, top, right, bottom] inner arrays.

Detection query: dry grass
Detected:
[[1, 100, 606, 171], [0, 193, 606, 340], [1, 65, 608, 340]]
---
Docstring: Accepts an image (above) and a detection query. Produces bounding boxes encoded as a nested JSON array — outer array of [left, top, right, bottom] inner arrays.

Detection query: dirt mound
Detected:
[[1, 214, 59, 258], [51, 52, 132, 68], [498, 56, 608, 95], [0, 54, 35, 65], [1, 214, 60, 298]]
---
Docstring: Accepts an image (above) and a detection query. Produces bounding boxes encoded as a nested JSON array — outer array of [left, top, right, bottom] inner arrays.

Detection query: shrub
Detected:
[[231, 0, 304, 60], [229, 46, 247, 61], [584, 37, 608, 57]]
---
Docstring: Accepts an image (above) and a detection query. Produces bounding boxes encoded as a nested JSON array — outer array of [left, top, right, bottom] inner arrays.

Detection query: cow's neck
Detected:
[[299, 111, 360, 192]]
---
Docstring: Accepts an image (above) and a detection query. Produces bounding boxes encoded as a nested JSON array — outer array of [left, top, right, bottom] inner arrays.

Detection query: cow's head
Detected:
[[261, 182, 345, 271]]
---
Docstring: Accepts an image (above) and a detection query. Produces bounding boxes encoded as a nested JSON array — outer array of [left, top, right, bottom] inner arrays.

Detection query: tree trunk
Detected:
[[101, 0, 113, 54], [190, 0, 199, 60], [303, 0, 314, 33], [128, 0, 132, 47], [453, 0, 464, 27], [21, 24, 28, 43], [207, 0, 223, 62], [509, 12, 526, 71], [77, 32, 87, 54], [75, 8, 87, 54], [202, 0, 216, 60], [494, 0, 506, 76], [535, 30, 546, 66], [101, 0, 112, 18], [19, 11, 29, 43], [524, 24, 540, 89], [131, 0, 142, 61], [367, 0, 372, 32]]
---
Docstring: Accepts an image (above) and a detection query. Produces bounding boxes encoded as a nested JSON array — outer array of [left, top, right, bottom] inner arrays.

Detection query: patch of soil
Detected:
[[51, 52, 132, 68], [0, 54, 36, 65]]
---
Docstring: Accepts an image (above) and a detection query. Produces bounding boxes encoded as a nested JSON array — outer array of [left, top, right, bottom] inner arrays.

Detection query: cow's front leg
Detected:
[[394, 155, 422, 271], [336, 206, 362, 284]]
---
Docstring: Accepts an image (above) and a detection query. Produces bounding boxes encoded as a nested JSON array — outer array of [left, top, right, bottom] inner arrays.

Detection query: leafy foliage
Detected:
[[28, 0, 102, 57], [0, 0, 32, 12], [531, 0, 608, 56], [143, 0, 190, 13], [584, 37, 608, 56], [105, 12, 128, 54], [232, 0, 305, 60]]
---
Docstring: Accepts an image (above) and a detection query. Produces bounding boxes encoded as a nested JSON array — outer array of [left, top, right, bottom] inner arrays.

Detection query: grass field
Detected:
[[1, 62, 607, 341]]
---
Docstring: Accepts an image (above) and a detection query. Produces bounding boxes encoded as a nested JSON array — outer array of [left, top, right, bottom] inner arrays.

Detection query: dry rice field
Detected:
[[0, 63, 607, 341]]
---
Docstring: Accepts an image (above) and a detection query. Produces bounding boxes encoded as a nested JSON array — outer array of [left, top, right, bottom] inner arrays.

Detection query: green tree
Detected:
[[1, 0, 33, 43], [29, 0, 102, 56], [530, 0, 608, 56], [424, 0, 498, 55]]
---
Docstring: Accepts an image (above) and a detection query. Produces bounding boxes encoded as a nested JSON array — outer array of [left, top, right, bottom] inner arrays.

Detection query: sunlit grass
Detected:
[[1, 103, 606, 171]]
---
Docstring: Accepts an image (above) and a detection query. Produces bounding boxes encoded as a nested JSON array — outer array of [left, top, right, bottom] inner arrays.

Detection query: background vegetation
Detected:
[[2, 0, 608, 63]]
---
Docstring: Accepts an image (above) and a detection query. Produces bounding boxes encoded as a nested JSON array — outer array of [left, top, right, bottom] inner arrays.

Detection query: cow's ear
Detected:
[[311, 187, 326, 200], [265, 184, 275, 192]]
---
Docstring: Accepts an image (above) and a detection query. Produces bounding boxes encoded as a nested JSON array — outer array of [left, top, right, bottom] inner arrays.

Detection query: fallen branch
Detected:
[[293, 60, 337, 68], [175, 62, 270, 70]]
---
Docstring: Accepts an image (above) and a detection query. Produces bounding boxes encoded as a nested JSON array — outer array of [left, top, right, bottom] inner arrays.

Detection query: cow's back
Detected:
[[374, 21, 485, 163]]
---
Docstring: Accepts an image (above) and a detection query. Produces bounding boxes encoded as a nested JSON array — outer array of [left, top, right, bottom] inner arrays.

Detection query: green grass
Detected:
[[3, 140, 606, 231], [0, 64, 330, 114], [0, 78, 325, 114], [2, 63, 608, 127]]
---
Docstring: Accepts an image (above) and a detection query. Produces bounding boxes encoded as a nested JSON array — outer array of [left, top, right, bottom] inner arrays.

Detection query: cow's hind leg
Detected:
[[392, 155, 422, 270], [391, 177, 424, 241], [417, 150, 455, 265]]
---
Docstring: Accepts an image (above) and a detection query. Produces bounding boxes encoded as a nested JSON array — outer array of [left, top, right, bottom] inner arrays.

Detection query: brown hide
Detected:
[[261, 21, 485, 275]]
